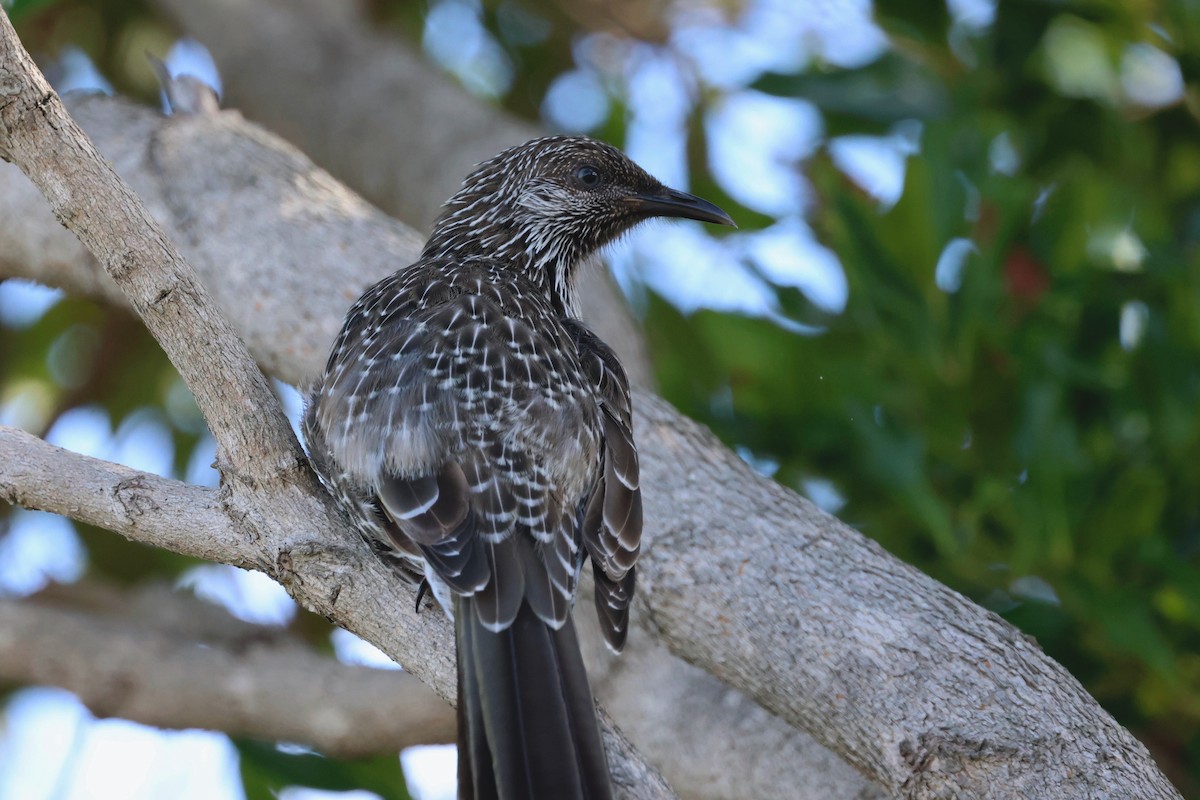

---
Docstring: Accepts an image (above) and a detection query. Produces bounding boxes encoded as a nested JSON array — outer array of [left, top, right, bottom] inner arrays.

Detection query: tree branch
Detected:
[[0, 14, 672, 799], [0, 26, 1181, 800], [0, 12, 293, 484], [0, 425, 244, 563], [0, 594, 455, 758]]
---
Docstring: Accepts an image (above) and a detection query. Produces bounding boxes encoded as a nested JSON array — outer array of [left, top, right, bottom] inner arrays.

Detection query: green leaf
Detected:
[[236, 739, 413, 800], [752, 54, 948, 131], [6, 0, 63, 22]]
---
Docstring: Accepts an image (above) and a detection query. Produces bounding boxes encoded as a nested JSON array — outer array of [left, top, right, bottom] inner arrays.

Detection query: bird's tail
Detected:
[[455, 595, 612, 800]]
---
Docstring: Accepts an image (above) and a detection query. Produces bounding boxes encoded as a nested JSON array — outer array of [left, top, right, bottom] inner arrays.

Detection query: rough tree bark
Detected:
[[0, 10, 1183, 800]]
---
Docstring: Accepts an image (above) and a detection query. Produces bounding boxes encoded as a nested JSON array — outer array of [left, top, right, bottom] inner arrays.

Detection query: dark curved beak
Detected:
[[626, 187, 737, 228]]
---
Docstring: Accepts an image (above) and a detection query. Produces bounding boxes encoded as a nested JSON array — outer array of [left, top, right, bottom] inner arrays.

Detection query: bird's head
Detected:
[[425, 136, 734, 312]]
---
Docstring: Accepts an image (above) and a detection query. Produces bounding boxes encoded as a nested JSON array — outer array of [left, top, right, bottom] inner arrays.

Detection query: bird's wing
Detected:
[[564, 320, 642, 652], [315, 266, 600, 630]]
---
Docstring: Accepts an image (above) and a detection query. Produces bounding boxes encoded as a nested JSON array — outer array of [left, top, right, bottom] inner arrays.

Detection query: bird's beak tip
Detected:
[[628, 187, 736, 229]]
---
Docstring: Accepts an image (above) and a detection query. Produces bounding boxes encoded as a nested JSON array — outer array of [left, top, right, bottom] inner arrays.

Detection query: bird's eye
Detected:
[[575, 165, 602, 188]]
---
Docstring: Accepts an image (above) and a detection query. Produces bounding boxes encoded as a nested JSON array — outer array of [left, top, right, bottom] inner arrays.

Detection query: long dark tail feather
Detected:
[[455, 595, 612, 800]]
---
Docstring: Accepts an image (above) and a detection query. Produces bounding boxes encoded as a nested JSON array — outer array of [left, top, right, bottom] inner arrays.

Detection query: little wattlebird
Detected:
[[303, 136, 734, 800]]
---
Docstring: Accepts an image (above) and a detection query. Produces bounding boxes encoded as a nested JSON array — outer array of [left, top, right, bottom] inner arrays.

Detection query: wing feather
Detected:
[[563, 320, 642, 652]]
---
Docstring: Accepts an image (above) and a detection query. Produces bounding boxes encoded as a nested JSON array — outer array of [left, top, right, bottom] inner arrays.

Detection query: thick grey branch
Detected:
[[0, 596, 455, 757], [0, 71, 1180, 800], [632, 394, 1180, 798]]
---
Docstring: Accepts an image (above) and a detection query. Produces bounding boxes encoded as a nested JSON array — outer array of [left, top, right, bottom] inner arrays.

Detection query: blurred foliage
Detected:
[[4, 0, 1200, 796], [647, 1, 1200, 794], [237, 740, 413, 800]]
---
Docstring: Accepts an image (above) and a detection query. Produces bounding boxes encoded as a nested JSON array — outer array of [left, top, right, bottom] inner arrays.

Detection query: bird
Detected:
[[303, 135, 734, 800]]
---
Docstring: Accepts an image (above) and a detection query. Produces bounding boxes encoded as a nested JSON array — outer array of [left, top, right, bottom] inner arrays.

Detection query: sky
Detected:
[[0, 0, 1184, 797]]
